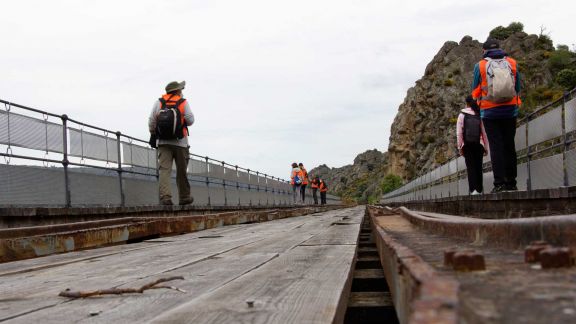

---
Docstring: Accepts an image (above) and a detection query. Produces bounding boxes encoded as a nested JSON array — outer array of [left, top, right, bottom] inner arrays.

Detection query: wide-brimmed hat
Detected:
[[165, 81, 186, 93]]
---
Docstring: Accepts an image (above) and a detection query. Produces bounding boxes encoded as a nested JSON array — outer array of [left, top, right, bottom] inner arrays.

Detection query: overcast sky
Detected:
[[1, 0, 574, 179]]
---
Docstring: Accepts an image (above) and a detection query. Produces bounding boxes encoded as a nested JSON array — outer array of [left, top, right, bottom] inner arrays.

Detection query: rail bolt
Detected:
[[539, 247, 575, 269], [452, 250, 486, 271], [524, 241, 551, 263]]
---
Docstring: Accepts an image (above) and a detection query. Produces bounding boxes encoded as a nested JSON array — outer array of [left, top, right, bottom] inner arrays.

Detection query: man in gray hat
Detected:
[[148, 81, 195, 205]]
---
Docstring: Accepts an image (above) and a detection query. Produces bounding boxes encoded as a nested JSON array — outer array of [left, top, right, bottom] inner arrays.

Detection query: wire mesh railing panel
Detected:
[[121, 142, 155, 169], [0, 111, 64, 153], [0, 164, 66, 206], [528, 106, 563, 146], [515, 124, 527, 151], [209, 187, 226, 205], [248, 174, 259, 186], [123, 175, 159, 206], [483, 172, 494, 194], [226, 187, 240, 206], [567, 149, 576, 186], [69, 129, 118, 163], [223, 166, 238, 182], [187, 157, 208, 176], [69, 168, 121, 206], [238, 189, 252, 206], [190, 185, 209, 205], [238, 171, 249, 184], [208, 162, 224, 179], [566, 97, 576, 133], [458, 178, 468, 195], [517, 162, 529, 191], [530, 154, 564, 190], [449, 181, 458, 197]]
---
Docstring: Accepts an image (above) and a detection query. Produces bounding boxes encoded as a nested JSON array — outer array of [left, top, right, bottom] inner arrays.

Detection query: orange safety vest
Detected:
[[319, 180, 328, 192], [290, 168, 304, 185], [301, 167, 309, 185], [472, 57, 521, 110], [311, 179, 319, 189], [160, 94, 189, 137]]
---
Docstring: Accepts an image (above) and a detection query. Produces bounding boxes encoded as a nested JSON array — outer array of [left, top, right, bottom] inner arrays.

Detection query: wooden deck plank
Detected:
[[150, 245, 357, 324], [1, 207, 363, 323]]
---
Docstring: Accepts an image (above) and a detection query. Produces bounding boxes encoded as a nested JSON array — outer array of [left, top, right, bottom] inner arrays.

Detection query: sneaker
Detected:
[[490, 185, 505, 194], [160, 199, 173, 206], [179, 197, 194, 206], [470, 190, 481, 195], [504, 185, 518, 191]]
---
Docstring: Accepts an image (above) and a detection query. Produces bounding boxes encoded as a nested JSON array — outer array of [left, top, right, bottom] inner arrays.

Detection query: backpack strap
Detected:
[[158, 98, 166, 109]]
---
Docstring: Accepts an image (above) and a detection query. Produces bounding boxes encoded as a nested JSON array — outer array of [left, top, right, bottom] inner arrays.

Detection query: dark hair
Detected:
[[291, 162, 298, 168], [465, 95, 480, 113]]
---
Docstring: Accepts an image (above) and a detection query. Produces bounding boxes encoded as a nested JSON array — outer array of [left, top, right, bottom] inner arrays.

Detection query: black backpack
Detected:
[[155, 98, 186, 140], [463, 113, 481, 143]]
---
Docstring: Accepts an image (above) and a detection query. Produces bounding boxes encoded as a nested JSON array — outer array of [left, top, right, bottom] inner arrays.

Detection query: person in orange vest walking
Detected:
[[148, 81, 195, 206], [298, 163, 309, 204], [310, 175, 320, 205], [290, 162, 303, 204], [319, 178, 328, 205], [472, 38, 521, 193]]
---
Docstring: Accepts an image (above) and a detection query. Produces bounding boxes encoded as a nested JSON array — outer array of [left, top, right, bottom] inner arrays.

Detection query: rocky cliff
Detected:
[[387, 31, 557, 179]]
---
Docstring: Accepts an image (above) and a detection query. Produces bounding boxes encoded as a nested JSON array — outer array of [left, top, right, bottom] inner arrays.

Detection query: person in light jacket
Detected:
[[457, 96, 489, 195]]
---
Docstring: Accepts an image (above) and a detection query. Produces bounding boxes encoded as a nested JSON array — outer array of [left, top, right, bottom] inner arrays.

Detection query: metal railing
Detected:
[[0, 99, 340, 207], [382, 87, 576, 203]]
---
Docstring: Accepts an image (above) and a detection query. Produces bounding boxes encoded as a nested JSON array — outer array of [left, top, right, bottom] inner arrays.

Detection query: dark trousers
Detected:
[[463, 143, 484, 193], [320, 191, 327, 205], [300, 184, 307, 203], [483, 118, 517, 187], [312, 188, 318, 204]]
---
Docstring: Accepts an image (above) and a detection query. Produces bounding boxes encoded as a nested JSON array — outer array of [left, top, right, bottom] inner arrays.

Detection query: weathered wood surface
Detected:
[[0, 206, 364, 323]]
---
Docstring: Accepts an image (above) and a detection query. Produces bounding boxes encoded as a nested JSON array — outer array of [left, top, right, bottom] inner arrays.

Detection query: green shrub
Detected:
[[537, 34, 554, 50], [381, 174, 403, 194], [548, 49, 575, 73], [556, 69, 576, 90], [444, 79, 454, 86], [489, 22, 524, 40]]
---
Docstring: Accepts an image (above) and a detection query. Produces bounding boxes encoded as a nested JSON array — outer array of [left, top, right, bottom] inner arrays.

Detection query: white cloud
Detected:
[[1, 0, 574, 179]]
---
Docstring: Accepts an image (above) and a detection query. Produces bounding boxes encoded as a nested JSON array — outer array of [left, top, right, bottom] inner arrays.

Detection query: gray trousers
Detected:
[[158, 145, 190, 203]]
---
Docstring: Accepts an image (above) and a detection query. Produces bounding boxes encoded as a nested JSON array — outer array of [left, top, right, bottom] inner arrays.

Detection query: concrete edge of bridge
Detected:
[[366, 205, 459, 324]]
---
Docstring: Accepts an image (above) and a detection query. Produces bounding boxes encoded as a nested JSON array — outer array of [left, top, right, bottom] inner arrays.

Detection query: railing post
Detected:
[[235, 165, 240, 206], [256, 171, 260, 206], [116, 131, 125, 206], [247, 169, 252, 206], [562, 93, 569, 187], [525, 119, 532, 191], [205, 156, 211, 206], [222, 161, 227, 206], [61, 114, 71, 207]]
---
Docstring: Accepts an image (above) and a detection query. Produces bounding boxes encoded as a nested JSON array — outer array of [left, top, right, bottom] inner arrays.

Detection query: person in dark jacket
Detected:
[[471, 38, 521, 193]]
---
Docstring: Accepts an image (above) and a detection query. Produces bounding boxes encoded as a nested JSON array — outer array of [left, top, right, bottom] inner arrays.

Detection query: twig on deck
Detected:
[[58, 276, 185, 298]]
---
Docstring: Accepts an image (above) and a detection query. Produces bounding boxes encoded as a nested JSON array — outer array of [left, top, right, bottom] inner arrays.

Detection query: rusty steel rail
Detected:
[[397, 206, 576, 250], [0, 205, 344, 263], [366, 206, 459, 324]]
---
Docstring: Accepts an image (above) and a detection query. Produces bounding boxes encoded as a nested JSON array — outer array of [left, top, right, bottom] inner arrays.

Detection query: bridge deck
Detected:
[[0, 206, 363, 323]]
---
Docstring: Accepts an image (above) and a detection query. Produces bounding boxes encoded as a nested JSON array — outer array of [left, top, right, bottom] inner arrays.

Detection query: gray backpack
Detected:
[[485, 58, 516, 103]]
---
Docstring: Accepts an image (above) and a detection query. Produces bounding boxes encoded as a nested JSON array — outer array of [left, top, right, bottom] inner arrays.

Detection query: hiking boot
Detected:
[[490, 185, 505, 194], [160, 199, 173, 206], [504, 185, 518, 191], [179, 197, 194, 206]]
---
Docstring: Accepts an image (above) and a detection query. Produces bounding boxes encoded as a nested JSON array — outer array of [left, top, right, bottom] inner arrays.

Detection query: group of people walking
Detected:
[[290, 163, 328, 205], [457, 38, 521, 195]]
